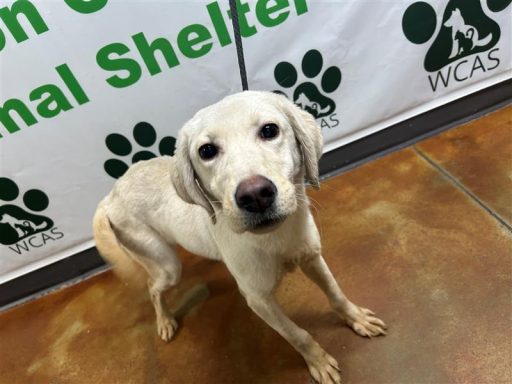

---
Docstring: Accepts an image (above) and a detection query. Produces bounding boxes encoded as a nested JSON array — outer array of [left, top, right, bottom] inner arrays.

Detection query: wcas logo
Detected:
[[0, 177, 63, 254], [402, 0, 511, 91], [273, 49, 342, 130]]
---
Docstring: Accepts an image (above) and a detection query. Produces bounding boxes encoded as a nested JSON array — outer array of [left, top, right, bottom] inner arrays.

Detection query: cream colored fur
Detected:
[[93, 91, 386, 384]]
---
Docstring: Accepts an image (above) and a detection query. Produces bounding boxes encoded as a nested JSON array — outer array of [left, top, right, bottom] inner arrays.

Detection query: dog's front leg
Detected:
[[244, 293, 341, 384], [301, 255, 387, 338]]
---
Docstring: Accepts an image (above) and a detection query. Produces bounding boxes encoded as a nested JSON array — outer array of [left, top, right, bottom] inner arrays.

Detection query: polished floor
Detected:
[[0, 106, 510, 384]]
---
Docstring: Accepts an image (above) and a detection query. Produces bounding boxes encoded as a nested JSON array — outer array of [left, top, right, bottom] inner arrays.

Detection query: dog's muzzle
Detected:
[[235, 175, 277, 214], [235, 175, 285, 232]]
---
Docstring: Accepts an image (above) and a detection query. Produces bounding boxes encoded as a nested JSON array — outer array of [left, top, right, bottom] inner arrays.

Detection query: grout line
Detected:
[[413, 147, 512, 233]]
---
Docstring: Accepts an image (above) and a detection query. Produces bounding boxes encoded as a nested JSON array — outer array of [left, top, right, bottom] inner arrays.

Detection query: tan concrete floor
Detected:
[[0, 106, 511, 384]]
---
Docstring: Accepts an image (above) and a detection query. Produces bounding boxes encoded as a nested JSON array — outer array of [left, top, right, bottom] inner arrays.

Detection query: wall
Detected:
[[0, 0, 510, 283]]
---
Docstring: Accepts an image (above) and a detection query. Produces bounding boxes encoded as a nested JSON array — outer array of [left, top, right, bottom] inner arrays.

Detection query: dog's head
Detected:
[[444, 8, 461, 27], [172, 91, 322, 234]]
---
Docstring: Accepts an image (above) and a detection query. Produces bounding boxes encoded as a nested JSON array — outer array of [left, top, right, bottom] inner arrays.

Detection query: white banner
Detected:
[[0, 0, 510, 283]]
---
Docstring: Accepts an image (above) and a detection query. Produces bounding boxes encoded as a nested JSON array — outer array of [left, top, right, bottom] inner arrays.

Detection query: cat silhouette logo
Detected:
[[402, 0, 511, 72], [0, 177, 54, 246], [444, 8, 492, 59]]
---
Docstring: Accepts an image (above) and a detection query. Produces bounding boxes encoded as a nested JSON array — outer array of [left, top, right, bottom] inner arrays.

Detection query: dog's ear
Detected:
[[171, 128, 216, 222], [278, 94, 323, 189]]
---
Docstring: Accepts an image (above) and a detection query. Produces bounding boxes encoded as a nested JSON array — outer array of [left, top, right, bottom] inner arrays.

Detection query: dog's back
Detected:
[[93, 157, 220, 279]]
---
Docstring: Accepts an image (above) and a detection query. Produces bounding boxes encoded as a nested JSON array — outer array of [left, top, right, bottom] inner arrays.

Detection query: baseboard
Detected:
[[0, 247, 106, 310], [1, 78, 511, 310]]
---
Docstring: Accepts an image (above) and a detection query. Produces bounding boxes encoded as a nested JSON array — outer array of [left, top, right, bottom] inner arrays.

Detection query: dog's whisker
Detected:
[[295, 193, 323, 211], [307, 195, 322, 208], [317, 182, 343, 193]]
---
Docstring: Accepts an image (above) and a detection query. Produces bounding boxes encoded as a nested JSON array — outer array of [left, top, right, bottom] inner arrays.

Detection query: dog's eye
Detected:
[[259, 123, 279, 140], [198, 144, 218, 160]]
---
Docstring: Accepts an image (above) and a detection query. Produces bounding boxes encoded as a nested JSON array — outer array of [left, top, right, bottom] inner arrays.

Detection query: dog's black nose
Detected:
[[235, 176, 277, 213]]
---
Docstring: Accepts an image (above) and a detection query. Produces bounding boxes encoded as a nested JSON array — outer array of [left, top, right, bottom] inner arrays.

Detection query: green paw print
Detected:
[[0, 177, 53, 245], [104, 122, 176, 179], [402, 0, 510, 72], [274, 49, 342, 119]]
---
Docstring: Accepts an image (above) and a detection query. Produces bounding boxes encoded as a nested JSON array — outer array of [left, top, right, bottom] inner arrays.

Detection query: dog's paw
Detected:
[[340, 305, 387, 338], [157, 316, 178, 342], [305, 343, 341, 384]]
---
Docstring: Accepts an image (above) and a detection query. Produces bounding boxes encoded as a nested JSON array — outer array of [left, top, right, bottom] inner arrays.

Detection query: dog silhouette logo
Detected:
[[444, 8, 493, 59]]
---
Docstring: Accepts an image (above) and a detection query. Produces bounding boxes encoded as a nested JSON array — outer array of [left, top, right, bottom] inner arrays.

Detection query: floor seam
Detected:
[[413, 146, 512, 233]]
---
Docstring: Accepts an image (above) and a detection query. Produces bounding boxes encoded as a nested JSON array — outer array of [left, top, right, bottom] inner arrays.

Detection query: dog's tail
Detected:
[[92, 200, 145, 286]]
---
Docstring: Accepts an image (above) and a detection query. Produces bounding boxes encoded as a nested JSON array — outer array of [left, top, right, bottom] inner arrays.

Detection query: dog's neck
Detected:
[[294, 167, 311, 210]]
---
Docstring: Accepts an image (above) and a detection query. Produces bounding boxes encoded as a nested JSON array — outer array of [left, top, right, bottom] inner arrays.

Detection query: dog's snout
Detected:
[[235, 176, 277, 213]]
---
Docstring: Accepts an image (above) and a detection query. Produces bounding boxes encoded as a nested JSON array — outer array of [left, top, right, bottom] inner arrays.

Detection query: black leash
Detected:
[[228, 0, 249, 91]]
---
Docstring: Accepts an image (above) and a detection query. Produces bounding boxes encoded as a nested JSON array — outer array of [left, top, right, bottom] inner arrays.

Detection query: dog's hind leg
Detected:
[[114, 224, 182, 342], [141, 254, 181, 342], [142, 251, 181, 342]]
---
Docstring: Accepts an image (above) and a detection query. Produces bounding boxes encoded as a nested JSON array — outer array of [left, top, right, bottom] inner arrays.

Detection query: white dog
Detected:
[[93, 91, 386, 384]]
